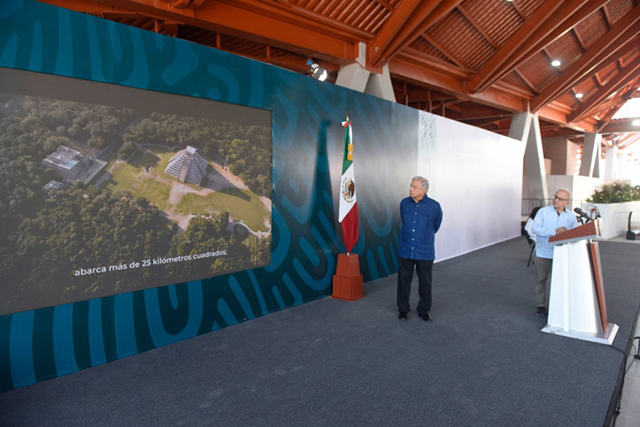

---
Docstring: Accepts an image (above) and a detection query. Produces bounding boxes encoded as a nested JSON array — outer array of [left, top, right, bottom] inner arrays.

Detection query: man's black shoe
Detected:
[[535, 307, 547, 317], [398, 311, 408, 321], [418, 312, 433, 322]]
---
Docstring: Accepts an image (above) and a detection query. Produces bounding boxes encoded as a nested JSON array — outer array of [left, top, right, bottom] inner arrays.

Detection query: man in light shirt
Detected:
[[531, 189, 578, 317]]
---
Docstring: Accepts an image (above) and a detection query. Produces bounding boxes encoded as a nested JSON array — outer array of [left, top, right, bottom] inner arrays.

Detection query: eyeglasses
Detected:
[[553, 195, 568, 202]]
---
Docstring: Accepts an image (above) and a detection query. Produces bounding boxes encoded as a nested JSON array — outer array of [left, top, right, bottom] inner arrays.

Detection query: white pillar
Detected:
[[579, 133, 601, 178], [336, 42, 370, 92], [335, 43, 395, 102], [364, 63, 396, 102], [510, 112, 548, 201], [605, 146, 618, 180]]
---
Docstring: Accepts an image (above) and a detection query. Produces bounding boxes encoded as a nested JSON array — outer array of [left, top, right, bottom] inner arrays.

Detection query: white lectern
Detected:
[[541, 220, 619, 345]]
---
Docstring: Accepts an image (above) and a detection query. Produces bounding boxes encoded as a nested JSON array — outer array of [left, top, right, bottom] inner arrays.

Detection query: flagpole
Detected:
[[332, 112, 363, 301]]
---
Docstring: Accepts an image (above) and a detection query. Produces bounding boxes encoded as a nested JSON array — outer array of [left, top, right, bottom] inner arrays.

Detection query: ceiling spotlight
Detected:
[[632, 119, 640, 126], [307, 59, 328, 82], [575, 93, 583, 99], [551, 60, 561, 67]]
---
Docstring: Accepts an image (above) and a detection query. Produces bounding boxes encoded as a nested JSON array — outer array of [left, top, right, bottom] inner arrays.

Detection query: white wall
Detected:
[[418, 112, 525, 261], [616, 157, 640, 186]]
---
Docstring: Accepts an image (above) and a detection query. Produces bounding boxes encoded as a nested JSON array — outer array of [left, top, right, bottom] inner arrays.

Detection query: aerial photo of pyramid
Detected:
[[164, 146, 208, 186]]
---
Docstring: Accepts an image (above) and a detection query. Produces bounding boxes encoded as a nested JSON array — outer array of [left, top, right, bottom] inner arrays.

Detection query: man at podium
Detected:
[[531, 189, 578, 317]]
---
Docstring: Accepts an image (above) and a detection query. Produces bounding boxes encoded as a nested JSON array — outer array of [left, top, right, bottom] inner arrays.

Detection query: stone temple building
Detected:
[[41, 145, 107, 185], [164, 146, 208, 186]]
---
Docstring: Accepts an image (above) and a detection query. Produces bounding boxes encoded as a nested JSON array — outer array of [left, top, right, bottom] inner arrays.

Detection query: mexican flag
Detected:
[[339, 116, 359, 253]]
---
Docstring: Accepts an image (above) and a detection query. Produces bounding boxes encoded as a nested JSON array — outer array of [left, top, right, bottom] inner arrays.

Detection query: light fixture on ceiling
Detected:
[[551, 60, 561, 67], [575, 93, 584, 99], [307, 59, 328, 82]]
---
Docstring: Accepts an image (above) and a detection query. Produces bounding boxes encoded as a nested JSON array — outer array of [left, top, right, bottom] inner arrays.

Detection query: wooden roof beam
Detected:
[[457, 105, 512, 121], [170, 0, 205, 10], [214, 0, 370, 41], [392, 49, 598, 132], [536, 103, 597, 133], [421, 35, 467, 69], [568, 41, 640, 92], [530, 7, 640, 113], [372, 0, 395, 13], [404, 88, 457, 103], [41, 0, 360, 63], [368, 0, 450, 69], [457, 5, 498, 49], [487, 0, 610, 91], [600, 121, 640, 134], [368, 0, 462, 69], [616, 133, 640, 148], [569, 55, 640, 122], [513, 68, 538, 93], [586, 94, 626, 118], [469, 0, 580, 93], [460, 117, 513, 129], [38, 0, 134, 14], [367, 0, 425, 69], [460, 117, 509, 127], [597, 79, 640, 122], [390, 55, 527, 113]]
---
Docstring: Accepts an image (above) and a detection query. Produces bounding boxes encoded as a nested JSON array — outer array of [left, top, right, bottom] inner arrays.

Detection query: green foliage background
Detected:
[[586, 182, 640, 203]]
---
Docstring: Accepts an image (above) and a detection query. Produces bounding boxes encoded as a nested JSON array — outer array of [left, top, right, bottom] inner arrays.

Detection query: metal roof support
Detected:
[[510, 112, 548, 201], [579, 133, 602, 178]]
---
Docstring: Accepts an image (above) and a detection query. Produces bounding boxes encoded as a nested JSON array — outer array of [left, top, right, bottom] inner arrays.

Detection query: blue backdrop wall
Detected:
[[0, 0, 418, 392]]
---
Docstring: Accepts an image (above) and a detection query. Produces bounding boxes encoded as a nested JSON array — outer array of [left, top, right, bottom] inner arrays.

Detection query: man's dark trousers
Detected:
[[397, 257, 433, 315]]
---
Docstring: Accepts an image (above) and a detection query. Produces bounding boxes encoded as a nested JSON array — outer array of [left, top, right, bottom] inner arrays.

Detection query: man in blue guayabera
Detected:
[[531, 188, 578, 317], [397, 176, 443, 322]]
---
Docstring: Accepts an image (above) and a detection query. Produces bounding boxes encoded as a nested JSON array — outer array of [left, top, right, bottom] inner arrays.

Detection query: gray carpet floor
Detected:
[[1, 237, 639, 427]]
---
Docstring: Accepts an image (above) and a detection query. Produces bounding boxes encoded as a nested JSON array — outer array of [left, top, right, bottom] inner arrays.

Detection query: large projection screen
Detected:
[[0, 68, 272, 315]]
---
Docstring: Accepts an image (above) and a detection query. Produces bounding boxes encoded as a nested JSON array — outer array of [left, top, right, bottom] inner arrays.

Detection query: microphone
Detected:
[[574, 207, 590, 222]]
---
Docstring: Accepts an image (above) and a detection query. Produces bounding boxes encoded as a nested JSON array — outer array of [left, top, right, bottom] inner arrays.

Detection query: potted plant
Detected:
[[583, 182, 640, 239]]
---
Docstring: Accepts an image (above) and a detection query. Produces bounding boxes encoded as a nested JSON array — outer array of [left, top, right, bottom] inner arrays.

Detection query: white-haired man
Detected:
[[397, 176, 443, 322], [531, 188, 578, 317]]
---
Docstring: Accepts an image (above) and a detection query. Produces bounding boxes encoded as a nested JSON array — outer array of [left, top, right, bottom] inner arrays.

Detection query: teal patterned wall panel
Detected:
[[0, 0, 418, 392]]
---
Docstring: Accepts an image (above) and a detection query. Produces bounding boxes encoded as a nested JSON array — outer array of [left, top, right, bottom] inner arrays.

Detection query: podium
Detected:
[[541, 220, 619, 345], [331, 254, 364, 301]]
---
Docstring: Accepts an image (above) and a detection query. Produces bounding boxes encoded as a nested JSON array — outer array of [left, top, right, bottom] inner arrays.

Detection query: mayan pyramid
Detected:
[[164, 146, 208, 186]]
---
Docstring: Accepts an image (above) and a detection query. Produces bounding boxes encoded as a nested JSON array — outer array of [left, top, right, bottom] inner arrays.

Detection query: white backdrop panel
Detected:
[[418, 112, 525, 261]]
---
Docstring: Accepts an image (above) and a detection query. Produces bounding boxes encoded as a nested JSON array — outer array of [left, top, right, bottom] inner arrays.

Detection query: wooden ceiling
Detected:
[[40, 0, 640, 158]]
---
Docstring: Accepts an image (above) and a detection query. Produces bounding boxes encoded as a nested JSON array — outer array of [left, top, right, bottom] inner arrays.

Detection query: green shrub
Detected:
[[586, 182, 640, 203]]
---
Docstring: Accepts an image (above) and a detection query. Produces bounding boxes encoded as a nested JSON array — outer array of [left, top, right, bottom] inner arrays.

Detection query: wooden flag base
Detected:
[[331, 253, 364, 301]]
